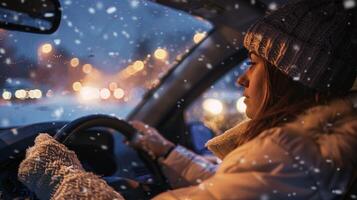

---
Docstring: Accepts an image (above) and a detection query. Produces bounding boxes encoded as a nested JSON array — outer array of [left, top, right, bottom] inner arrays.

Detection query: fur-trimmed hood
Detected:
[[206, 92, 357, 164]]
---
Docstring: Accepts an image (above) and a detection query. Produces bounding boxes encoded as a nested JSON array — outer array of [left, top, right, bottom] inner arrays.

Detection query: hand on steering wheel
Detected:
[[129, 121, 175, 160], [18, 133, 84, 199]]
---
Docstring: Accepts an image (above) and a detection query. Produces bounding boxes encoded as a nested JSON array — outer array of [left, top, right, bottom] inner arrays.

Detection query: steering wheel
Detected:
[[53, 114, 169, 195]]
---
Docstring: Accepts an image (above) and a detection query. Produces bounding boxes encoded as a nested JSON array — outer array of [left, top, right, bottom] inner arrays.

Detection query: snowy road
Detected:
[[0, 95, 133, 127]]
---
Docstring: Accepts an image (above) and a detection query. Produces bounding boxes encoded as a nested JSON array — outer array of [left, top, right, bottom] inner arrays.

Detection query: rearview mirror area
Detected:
[[0, 0, 61, 34]]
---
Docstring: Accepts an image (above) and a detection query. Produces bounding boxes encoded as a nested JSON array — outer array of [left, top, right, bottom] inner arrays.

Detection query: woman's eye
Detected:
[[246, 61, 256, 66]]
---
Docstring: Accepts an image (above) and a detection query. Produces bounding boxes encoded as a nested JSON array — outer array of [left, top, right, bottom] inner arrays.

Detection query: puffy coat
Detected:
[[155, 92, 357, 199]]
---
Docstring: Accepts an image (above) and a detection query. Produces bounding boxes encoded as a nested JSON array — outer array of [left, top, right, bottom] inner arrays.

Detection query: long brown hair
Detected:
[[236, 61, 335, 146]]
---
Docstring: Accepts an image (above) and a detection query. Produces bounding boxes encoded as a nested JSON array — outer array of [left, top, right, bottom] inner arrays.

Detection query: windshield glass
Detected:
[[0, 0, 212, 127]]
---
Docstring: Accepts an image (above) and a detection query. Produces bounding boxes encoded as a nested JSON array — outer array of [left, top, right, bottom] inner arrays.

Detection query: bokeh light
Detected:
[[100, 88, 111, 99], [202, 98, 223, 115], [82, 64, 93, 74], [113, 88, 125, 99], [70, 58, 80, 67], [72, 82, 82, 91], [41, 43, 53, 54], [193, 32, 206, 44], [154, 48, 168, 60], [2, 91, 11, 100], [236, 96, 247, 113]]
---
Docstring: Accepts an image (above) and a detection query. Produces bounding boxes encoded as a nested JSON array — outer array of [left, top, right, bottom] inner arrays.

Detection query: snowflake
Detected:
[[343, 0, 356, 9], [293, 75, 300, 81], [121, 31, 130, 39], [131, 161, 138, 167], [268, 2, 278, 10], [106, 6, 117, 14], [54, 39, 61, 45], [101, 145, 108, 150], [293, 44, 300, 51], [130, 0, 140, 8], [332, 189, 343, 195], [103, 34, 109, 40], [13, 15, 19, 21], [5, 58, 11, 65], [153, 93, 159, 99], [313, 168, 320, 173], [52, 107, 64, 119], [234, 3, 239, 9], [67, 21, 73, 27], [11, 128, 18, 136], [44, 13, 54, 18], [64, 0, 72, 5], [88, 7, 96, 14]]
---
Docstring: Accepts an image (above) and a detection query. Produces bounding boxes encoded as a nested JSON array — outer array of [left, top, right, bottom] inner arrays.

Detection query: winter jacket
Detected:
[[155, 91, 357, 199], [18, 92, 357, 199]]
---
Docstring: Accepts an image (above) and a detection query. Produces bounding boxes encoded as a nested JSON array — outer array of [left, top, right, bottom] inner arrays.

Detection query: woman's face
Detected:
[[237, 52, 268, 119]]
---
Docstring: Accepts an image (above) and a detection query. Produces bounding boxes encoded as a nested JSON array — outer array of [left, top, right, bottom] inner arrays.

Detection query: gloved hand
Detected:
[[18, 133, 125, 200], [130, 121, 175, 159], [18, 133, 84, 199]]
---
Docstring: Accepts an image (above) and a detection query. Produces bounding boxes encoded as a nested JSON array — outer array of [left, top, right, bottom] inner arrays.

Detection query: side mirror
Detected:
[[0, 0, 61, 34], [187, 121, 215, 155]]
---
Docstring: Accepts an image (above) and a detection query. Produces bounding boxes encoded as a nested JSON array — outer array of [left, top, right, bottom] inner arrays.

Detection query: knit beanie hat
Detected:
[[243, 0, 357, 93]]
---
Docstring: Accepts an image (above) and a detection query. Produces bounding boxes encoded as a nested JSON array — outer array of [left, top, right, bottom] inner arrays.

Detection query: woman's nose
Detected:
[[237, 73, 249, 88]]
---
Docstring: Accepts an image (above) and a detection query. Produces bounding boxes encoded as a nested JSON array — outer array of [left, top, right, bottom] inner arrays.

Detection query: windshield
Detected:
[[0, 0, 212, 127]]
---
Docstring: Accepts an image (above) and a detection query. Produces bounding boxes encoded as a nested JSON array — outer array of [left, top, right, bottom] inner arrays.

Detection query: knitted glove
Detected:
[[18, 133, 124, 200], [130, 121, 175, 159]]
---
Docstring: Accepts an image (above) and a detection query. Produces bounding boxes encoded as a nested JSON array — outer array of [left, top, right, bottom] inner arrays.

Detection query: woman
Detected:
[[18, 0, 357, 199]]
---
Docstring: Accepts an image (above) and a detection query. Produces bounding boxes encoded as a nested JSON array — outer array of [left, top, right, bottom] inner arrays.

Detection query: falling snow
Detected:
[[343, 0, 356, 9], [52, 107, 64, 119], [106, 6, 117, 14], [88, 7, 96, 14], [268, 2, 278, 10], [54, 39, 61, 45], [5, 58, 11, 65]]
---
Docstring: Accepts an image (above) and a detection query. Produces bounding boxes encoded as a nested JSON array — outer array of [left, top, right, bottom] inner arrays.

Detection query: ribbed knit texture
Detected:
[[18, 133, 124, 200], [244, 0, 357, 92]]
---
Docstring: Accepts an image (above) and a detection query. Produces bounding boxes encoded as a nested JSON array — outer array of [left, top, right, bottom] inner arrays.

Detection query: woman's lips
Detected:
[[244, 97, 248, 104]]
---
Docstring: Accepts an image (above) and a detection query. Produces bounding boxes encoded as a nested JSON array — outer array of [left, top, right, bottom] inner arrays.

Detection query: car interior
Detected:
[[0, 0, 356, 199]]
